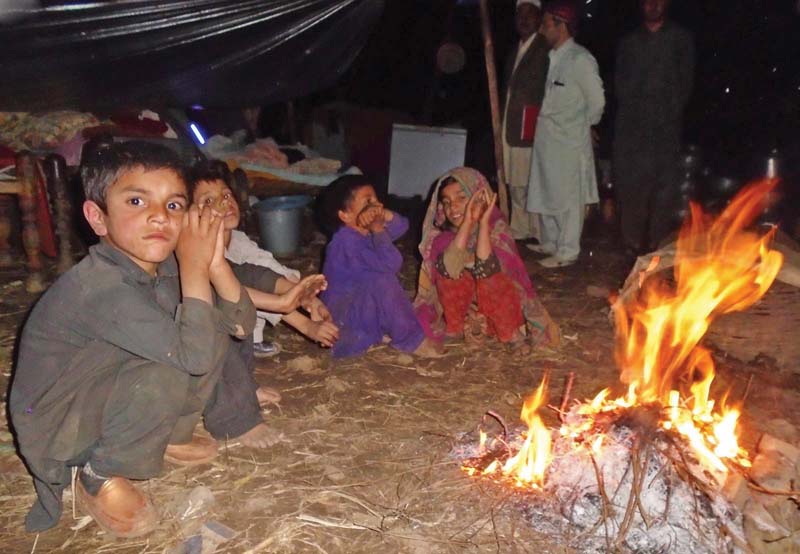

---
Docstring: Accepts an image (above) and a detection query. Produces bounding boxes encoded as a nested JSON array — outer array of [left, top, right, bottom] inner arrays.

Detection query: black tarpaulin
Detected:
[[0, 0, 383, 111]]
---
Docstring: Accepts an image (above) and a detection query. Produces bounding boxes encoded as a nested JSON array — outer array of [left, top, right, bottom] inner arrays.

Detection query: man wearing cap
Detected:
[[502, 0, 549, 241], [526, 0, 605, 268], [613, 0, 694, 255]]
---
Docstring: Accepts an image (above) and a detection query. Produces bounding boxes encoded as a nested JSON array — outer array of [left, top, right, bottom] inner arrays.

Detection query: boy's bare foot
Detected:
[[413, 337, 444, 358], [76, 476, 158, 538], [164, 433, 218, 466], [236, 423, 283, 448], [256, 386, 281, 407]]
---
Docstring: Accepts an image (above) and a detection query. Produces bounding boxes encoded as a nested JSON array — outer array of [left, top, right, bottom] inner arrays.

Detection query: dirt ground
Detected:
[[1, 224, 798, 553]]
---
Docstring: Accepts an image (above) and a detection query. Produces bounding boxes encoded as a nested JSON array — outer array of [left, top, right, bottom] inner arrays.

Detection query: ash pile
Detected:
[[454, 405, 800, 554]]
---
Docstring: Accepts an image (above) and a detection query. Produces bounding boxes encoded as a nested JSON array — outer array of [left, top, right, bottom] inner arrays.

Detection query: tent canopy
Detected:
[[0, 0, 383, 111]]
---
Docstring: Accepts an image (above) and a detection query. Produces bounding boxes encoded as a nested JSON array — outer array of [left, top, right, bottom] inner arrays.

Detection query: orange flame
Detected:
[[464, 181, 780, 487], [611, 179, 782, 470], [616, 181, 782, 403], [500, 374, 552, 487], [471, 375, 552, 487]]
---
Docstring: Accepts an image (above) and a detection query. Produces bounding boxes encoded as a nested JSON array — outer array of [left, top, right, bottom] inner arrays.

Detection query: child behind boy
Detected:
[[317, 175, 441, 358], [9, 142, 258, 537], [188, 161, 339, 364], [164, 161, 327, 452]]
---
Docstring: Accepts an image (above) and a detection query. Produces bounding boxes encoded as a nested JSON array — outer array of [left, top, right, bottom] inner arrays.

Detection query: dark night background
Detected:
[[2, 0, 798, 210], [330, 0, 800, 185]]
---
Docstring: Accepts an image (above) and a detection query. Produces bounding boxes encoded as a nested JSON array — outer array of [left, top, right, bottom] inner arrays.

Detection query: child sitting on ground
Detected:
[[415, 167, 560, 351], [187, 161, 333, 429], [189, 161, 339, 364], [317, 174, 441, 358], [9, 142, 258, 538]]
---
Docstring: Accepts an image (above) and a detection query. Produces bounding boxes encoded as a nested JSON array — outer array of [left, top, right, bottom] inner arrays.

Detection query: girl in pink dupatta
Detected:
[[414, 167, 560, 348]]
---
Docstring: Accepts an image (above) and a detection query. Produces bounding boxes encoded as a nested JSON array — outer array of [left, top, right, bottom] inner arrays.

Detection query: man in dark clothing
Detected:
[[9, 142, 257, 537], [502, 0, 549, 241], [613, 0, 694, 253]]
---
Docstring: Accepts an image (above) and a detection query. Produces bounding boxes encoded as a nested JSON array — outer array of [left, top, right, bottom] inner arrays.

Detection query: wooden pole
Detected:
[[478, 0, 509, 219]]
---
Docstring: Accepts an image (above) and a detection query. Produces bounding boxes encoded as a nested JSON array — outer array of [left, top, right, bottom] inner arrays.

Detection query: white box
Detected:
[[387, 124, 467, 198]]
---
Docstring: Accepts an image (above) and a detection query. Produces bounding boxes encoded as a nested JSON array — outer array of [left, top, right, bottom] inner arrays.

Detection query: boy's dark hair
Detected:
[[80, 141, 186, 211], [316, 174, 373, 234], [187, 159, 232, 200]]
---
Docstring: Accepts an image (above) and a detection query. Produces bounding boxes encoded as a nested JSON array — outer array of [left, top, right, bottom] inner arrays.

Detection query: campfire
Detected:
[[458, 180, 795, 552]]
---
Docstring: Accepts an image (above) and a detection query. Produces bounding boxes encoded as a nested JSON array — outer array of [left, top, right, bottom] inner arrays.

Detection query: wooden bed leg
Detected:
[[44, 154, 74, 274], [16, 153, 45, 293]]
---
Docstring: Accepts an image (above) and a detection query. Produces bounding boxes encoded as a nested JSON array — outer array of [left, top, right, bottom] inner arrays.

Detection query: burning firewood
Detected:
[[455, 179, 800, 553]]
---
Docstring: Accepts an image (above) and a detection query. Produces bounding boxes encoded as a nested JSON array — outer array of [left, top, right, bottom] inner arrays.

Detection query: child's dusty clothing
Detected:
[[225, 230, 301, 342], [9, 242, 255, 532], [321, 214, 425, 358]]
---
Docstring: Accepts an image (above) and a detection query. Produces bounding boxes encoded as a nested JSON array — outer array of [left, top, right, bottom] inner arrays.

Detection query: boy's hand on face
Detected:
[[208, 216, 231, 278], [355, 205, 373, 229], [278, 274, 327, 313], [177, 205, 222, 275], [306, 319, 339, 347], [357, 204, 385, 233], [367, 211, 386, 233]]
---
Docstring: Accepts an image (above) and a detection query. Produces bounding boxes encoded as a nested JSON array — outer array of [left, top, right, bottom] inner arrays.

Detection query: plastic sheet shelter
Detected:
[[0, 0, 383, 111]]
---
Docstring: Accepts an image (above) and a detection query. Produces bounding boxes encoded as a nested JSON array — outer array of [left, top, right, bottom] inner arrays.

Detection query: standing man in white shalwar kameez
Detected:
[[526, 0, 605, 268]]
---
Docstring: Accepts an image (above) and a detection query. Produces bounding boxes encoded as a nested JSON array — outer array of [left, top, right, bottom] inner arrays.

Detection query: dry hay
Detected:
[[0, 239, 798, 552], [0, 316, 603, 553]]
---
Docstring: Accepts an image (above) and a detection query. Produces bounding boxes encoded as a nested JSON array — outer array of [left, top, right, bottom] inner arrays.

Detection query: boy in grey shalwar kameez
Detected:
[[9, 142, 256, 537]]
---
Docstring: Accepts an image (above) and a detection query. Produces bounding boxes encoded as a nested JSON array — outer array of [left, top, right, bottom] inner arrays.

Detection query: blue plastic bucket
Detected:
[[254, 194, 312, 256]]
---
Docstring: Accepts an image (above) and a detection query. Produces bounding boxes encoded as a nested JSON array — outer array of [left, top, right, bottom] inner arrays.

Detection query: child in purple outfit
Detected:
[[318, 175, 441, 358]]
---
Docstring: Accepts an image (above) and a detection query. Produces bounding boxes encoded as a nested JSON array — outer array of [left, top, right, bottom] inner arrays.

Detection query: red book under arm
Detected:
[[521, 104, 540, 143]]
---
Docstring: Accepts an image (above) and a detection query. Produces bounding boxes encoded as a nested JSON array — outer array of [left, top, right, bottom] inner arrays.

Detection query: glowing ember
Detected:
[[463, 179, 781, 486]]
